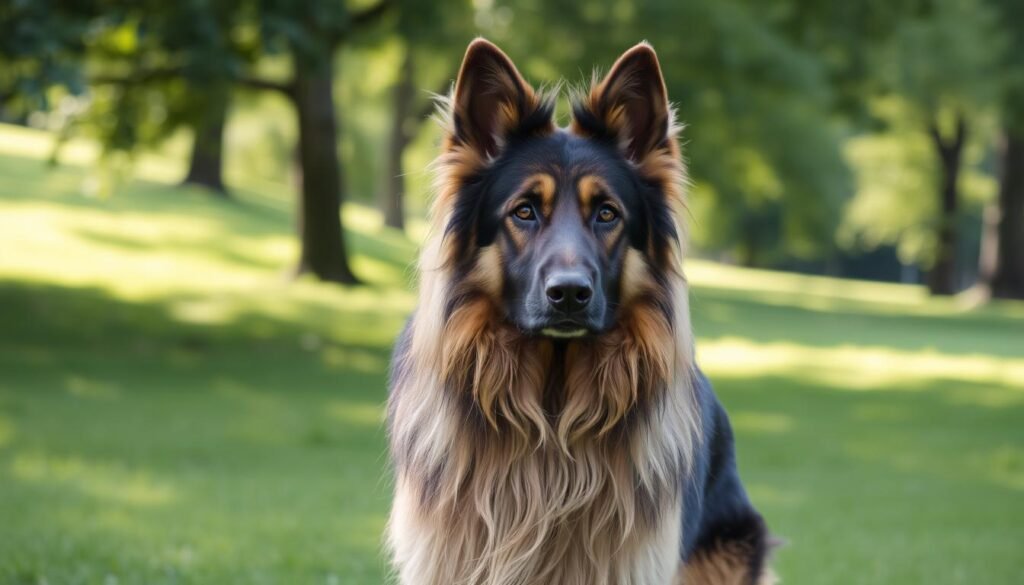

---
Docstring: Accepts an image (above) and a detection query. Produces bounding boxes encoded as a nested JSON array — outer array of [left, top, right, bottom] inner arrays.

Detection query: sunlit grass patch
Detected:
[[700, 337, 1024, 392]]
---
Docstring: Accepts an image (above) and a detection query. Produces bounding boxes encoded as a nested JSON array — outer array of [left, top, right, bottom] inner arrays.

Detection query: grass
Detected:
[[1, 122, 1022, 584]]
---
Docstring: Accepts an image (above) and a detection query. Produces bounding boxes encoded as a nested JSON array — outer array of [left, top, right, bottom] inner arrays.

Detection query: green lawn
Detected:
[[1, 123, 1022, 584]]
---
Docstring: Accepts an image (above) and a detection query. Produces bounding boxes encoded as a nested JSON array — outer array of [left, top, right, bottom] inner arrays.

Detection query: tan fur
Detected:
[[445, 39, 555, 161], [676, 548, 780, 585], [531, 173, 558, 218], [577, 174, 611, 217], [388, 42, 720, 585], [505, 174, 558, 251]]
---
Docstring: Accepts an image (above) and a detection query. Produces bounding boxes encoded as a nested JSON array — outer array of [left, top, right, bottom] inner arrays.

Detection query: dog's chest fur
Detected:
[[388, 370, 692, 585]]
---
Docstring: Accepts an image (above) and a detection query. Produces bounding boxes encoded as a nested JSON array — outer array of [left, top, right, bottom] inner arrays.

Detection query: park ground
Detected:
[[0, 123, 1022, 584]]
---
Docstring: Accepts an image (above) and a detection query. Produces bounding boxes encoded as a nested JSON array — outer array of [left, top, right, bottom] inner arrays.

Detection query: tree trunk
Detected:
[[183, 92, 229, 195], [380, 50, 416, 231], [926, 114, 966, 296], [292, 55, 359, 284], [738, 236, 759, 268], [986, 129, 1024, 298]]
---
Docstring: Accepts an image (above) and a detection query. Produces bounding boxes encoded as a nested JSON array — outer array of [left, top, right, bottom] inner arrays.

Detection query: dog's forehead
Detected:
[[493, 132, 631, 197]]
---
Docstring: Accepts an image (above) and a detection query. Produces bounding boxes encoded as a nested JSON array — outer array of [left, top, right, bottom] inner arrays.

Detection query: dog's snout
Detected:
[[545, 272, 593, 313]]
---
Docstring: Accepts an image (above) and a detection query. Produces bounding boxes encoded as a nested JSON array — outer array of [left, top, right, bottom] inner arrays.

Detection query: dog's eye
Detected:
[[596, 205, 619, 224], [512, 204, 536, 221]]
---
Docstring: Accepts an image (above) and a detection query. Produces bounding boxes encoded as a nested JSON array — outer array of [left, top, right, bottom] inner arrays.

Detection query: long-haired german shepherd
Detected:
[[386, 39, 776, 585]]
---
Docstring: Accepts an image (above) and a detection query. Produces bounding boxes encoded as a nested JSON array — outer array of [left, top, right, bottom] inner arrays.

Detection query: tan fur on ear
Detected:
[[572, 42, 680, 165], [448, 38, 554, 159]]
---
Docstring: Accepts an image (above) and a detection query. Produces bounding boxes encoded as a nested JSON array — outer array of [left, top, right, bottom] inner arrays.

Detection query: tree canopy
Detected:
[[2, 0, 1021, 295]]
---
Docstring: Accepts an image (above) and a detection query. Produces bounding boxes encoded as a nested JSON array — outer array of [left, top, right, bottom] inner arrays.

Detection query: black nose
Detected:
[[545, 273, 593, 313]]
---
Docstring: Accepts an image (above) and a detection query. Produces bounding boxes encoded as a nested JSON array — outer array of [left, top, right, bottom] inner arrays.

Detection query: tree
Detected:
[[379, 48, 453, 231], [979, 0, 1024, 299], [181, 89, 230, 195], [380, 49, 415, 230], [376, 2, 471, 231], [925, 113, 967, 295], [876, 0, 1004, 295], [133, 0, 401, 282], [0, 1, 97, 112], [2, 0, 404, 284], [2, 0, 241, 199], [981, 121, 1024, 298], [83, 1, 241, 197]]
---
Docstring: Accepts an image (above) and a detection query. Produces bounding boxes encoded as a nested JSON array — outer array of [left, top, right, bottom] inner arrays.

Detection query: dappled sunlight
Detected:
[[0, 200, 294, 294], [351, 254, 411, 287], [690, 259, 1024, 322], [0, 122, 185, 186], [10, 451, 177, 506], [688, 259, 931, 308], [730, 411, 795, 434], [321, 346, 388, 374], [325, 400, 385, 427], [699, 337, 1024, 393], [0, 124, 102, 168], [169, 298, 244, 326], [66, 375, 121, 401]]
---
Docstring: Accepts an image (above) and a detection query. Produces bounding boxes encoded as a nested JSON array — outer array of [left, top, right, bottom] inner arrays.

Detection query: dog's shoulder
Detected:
[[681, 369, 760, 554], [681, 368, 772, 580]]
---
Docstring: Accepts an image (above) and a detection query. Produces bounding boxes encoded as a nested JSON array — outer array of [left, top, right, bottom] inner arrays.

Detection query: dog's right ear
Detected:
[[450, 39, 552, 159]]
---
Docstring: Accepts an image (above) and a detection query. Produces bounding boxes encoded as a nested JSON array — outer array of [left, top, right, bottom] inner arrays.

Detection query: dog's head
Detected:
[[436, 39, 684, 340]]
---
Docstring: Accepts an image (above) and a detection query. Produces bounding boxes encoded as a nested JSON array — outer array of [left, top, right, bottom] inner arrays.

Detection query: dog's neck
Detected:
[[541, 340, 569, 421]]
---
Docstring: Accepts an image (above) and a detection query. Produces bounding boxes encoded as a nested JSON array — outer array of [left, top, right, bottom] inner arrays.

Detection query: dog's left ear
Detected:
[[573, 42, 672, 162]]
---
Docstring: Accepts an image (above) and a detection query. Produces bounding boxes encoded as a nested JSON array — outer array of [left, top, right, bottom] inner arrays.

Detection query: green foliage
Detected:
[[879, 0, 1005, 120], [838, 0, 1005, 267], [442, 0, 849, 264], [988, 0, 1024, 132], [3, 0, 1020, 274], [841, 114, 940, 264], [840, 96, 999, 266], [0, 0, 99, 110]]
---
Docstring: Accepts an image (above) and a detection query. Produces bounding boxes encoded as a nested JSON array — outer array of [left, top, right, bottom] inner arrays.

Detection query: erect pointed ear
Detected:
[[450, 38, 552, 158], [573, 42, 673, 162]]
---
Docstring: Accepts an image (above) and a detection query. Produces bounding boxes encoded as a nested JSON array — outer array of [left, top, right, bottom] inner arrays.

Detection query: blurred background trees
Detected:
[[2, 0, 1021, 298]]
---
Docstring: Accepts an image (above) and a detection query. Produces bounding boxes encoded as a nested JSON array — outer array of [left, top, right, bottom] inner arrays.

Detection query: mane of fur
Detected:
[[387, 86, 699, 585]]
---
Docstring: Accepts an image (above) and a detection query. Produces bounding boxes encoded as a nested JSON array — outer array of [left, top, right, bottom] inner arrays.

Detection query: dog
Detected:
[[386, 38, 776, 585]]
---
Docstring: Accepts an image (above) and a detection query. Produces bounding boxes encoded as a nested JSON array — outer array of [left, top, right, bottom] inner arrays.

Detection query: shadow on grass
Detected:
[[0, 280, 406, 360]]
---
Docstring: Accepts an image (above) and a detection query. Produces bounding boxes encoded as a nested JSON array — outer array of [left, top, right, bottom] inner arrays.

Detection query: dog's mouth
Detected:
[[540, 320, 591, 339]]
